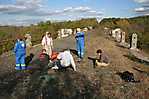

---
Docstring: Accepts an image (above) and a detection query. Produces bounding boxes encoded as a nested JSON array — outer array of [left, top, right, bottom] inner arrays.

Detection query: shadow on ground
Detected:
[[88, 56, 96, 68], [0, 55, 106, 99], [123, 54, 149, 65], [25, 53, 34, 66], [0, 57, 48, 99], [9, 69, 106, 99], [0, 72, 17, 97], [37, 70, 105, 99]]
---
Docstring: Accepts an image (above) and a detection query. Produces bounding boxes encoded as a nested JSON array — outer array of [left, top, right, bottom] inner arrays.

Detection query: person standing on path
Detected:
[[41, 32, 53, 58], [25, 33, 32, 56], [13, 36, 26, 70], [75, 28, 85, 61]]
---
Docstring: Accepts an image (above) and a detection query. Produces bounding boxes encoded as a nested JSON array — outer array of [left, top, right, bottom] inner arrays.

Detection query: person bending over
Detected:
[[39, 49, 50, 68], [52, 49, 76, 71]]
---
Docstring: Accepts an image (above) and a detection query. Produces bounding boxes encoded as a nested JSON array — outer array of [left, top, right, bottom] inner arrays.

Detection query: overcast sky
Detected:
[[0, 0, 149, 26]]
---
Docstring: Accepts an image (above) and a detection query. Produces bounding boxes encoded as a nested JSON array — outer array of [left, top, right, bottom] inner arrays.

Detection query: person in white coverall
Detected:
[[42, 32, 53, 57], [52, 49, 77, 71]]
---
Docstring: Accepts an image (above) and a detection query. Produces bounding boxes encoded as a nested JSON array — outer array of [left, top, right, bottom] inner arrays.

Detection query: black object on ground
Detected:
[[116, 71, 140, 83]]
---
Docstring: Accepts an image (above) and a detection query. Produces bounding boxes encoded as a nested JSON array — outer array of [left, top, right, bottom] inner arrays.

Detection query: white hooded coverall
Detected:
[[41, 35, 53, 57], [52, 50, 76, 71]]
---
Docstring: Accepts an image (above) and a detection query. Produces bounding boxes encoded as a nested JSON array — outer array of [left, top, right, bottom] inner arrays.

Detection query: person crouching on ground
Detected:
[[52, 49, 77, 71], [13, 35, 26, 70], [39, 49, 50, 62], [38, 49, 50, 68], [96, 49, 110, 67]]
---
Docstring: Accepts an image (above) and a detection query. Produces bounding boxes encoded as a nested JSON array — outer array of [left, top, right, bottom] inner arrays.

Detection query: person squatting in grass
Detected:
[[14, 35, 26, 70], [51, 49, 77, 71], [75, 28, 85, 61], [96, 49, 110, 67], [39, 49, 50, 64]]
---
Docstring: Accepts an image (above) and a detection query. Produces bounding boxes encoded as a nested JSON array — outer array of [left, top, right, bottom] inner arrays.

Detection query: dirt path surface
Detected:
[[0, 29, 149, 99]]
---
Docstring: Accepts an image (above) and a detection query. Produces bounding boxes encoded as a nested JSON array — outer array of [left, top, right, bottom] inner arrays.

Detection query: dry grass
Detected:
[[0, 29, 148, 99]]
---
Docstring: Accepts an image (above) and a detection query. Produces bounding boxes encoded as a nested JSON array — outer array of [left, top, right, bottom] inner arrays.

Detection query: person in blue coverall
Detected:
[[14, 36, 26, 70], [75, 28, 85, 61]]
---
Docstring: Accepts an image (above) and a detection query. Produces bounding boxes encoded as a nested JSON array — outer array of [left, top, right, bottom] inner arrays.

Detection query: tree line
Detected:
[[0, 18, 98, 55], [0, 16, 149, 55]]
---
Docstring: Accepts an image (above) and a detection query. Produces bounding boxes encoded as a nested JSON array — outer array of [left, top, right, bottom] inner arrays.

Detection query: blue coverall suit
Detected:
[[75, 32, 85, 59], [14, 40, 26, 70]]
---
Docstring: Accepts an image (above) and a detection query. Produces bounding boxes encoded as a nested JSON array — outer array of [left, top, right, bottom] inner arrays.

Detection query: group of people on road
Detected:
[[13, 28, 110, 71]]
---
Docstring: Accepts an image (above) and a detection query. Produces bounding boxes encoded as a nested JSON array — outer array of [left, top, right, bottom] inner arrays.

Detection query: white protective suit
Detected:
[[41, 35, 53, 57], [53, 50, 76, 71]]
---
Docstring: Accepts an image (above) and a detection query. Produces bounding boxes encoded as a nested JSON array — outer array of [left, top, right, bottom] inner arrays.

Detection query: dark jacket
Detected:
[[97, 53, 109, 64]]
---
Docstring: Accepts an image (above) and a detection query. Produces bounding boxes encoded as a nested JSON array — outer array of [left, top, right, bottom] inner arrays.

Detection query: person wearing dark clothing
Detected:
[[39, 49, 50, 67], [96, 49, 110, 66]]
